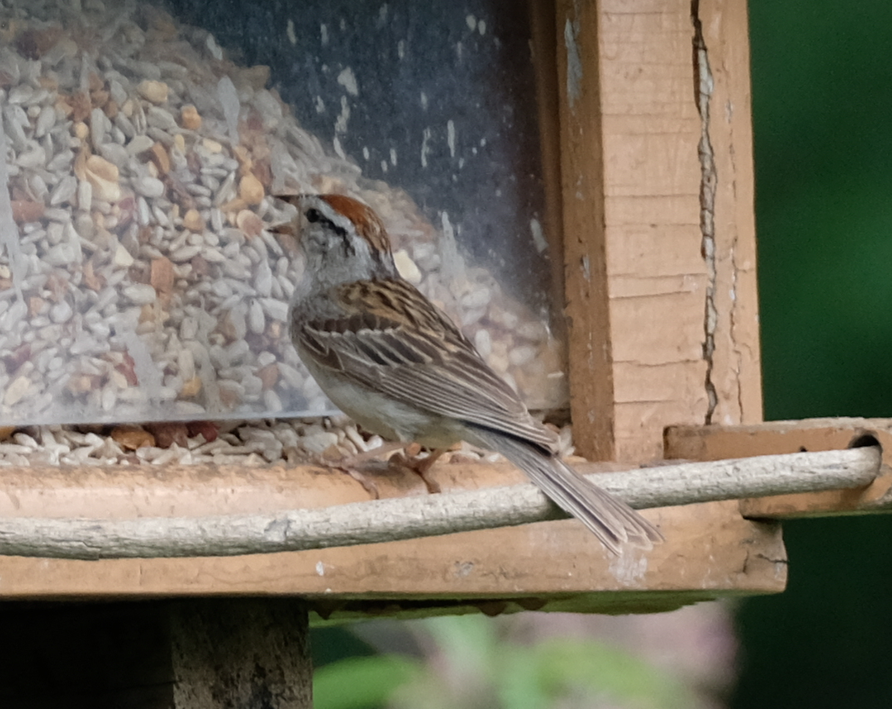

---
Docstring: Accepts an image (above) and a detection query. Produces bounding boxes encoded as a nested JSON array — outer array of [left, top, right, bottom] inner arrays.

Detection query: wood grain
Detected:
[[0, 449, 875, 560], [556, 0, 616, 461], [697, 0, 763, 426], [556, 0, 760, 462], [665, 418, 892, 518], [0, 460, 788, 615], [600, 0, 705, 462]]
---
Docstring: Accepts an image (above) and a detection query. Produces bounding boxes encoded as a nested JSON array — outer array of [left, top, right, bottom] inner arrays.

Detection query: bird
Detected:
[[273, 192, 662, 554]]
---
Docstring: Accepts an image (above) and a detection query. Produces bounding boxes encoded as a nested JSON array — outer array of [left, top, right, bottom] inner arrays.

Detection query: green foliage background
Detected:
[[313, 617, 700, 709], [752, 0, 892, 418], [732, 1, 892, 707]]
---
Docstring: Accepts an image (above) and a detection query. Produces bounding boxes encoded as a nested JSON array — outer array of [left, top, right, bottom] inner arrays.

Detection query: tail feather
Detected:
[[465, 428, 662, 554]]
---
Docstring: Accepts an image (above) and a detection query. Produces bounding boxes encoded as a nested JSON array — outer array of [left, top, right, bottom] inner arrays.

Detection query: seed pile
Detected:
[[0, 0, 567, 428], [0, 418, 575, 468]]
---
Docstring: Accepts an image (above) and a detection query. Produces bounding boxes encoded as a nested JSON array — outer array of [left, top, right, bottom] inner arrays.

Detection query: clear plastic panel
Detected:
[[0, 0, 567, 425]]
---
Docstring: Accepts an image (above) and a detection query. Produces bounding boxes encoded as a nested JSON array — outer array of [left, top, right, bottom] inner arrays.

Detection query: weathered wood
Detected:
[[0, 449, 878, 560], [0, 505, 782, 614], [665, 418, 892, 518], [556, 0, 760, 462], [171, 599, 311, 709], [556, 0, 616, 460], [696, 0, 763, 426], [0, 457, 786, 613], [0, 448, 876, 560], [600, 0, 706, 462]]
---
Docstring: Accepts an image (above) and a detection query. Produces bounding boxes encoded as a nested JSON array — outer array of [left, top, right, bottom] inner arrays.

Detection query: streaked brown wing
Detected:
[[296, 278, 556, 450]]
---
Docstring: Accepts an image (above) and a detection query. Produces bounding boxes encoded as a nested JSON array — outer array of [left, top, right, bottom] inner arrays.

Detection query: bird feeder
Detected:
[[0, 1, 883, 707]]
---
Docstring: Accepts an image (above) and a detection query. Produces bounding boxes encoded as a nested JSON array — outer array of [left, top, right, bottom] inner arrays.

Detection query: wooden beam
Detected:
[[601, 0, 706, 463], [697, 0, 763, 426], [171, 599, 311, 708], [0, 449, 875, 560], [556, 0, 616, 461], [0, 460, 787, 615], [665, 418, 892, 518], [555, 0, 761, 463]]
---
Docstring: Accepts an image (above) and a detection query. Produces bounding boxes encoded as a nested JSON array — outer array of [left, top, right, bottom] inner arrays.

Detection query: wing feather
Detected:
[[295, 278, 556, 450]]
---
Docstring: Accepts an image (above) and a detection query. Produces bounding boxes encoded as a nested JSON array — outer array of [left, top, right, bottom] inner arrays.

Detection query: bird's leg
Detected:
[[307, 453, 380, 498], [320, 441, 406, 499], [338, 466, 381, 498], [389, 444, 445, 494], [312, 441, 446, 497], [340, 441, 406, 466]]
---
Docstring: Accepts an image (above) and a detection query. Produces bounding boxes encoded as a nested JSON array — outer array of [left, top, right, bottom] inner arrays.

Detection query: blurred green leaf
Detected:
[[497, 646, 552, 709], [390, 617, 700, 709], [421, 614, 499, 674], [528, 639, 696, 709], [314, 655, 424, 709]]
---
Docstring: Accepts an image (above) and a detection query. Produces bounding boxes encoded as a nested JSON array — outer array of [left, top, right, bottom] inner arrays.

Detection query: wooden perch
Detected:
[[0, 447, 879, 560], [666, 418, 892, 518]]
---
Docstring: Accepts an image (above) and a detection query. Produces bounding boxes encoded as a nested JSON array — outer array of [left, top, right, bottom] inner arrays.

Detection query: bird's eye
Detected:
[[305, 208, 321, 223]]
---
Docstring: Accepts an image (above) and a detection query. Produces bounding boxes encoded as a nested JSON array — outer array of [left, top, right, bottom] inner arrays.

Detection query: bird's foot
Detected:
[[311, 442, 446, 496], [316, 441, 405, 499], [337, 464, 382, 498], [388, 444, 445, 494]]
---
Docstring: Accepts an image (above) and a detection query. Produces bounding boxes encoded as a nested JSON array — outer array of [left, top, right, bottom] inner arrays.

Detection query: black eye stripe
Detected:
[[305, 207, 348, 238]]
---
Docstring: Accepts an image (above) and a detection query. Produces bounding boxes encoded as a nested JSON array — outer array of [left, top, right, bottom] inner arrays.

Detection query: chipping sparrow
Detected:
[[275, 193, 661, 554]]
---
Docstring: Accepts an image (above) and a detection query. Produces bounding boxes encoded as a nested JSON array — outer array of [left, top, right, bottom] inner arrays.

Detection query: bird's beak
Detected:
[[270, 193, 303, 241], [269, 221, 298, 238], [275, 194, 303, 207]]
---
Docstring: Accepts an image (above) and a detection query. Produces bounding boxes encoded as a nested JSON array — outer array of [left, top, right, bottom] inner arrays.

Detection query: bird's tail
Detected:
[[465, 428, 663, 554]]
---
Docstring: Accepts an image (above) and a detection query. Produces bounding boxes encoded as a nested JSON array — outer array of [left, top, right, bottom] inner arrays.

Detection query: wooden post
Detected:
[[696, 0, 762, 428], [556, 0, 761, 463], [0, 599, 312, 709], [555, 0, 617, 461], [171, 599, 312, 709]]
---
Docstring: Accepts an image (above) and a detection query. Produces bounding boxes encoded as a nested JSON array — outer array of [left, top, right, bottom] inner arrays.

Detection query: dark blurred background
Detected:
[[733, 1, 892, 707]]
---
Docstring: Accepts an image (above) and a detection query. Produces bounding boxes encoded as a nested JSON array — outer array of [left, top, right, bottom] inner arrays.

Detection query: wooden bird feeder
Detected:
[[1, 1, 885, 707]]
